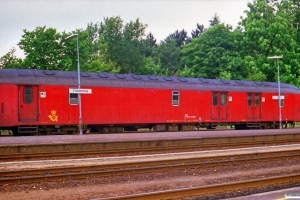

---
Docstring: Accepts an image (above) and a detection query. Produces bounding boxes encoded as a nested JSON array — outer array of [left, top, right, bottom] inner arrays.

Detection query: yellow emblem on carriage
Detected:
[[48, 110, 58, 122]]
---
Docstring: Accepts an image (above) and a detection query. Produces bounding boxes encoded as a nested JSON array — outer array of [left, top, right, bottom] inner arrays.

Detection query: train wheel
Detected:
[[109, 127, 116, 133], [102, 127, 110, 133], [116, 127, 123, 133]]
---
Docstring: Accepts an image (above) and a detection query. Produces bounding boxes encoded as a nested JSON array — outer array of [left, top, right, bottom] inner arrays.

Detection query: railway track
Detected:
[[1, 139, 300, 162], [99, 173, 300, 200], [1, 144, 300, 185]]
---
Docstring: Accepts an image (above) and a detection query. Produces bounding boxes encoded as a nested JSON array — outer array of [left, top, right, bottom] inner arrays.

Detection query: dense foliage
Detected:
[[1, 0, 300, 88]]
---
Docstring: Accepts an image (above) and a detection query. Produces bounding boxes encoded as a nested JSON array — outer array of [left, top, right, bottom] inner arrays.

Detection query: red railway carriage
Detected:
[[0, 68, 299, 135]]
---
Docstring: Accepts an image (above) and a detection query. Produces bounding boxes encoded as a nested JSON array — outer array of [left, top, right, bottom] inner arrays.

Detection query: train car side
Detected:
[[0, 84, 18, 127], [1, 68, 300, 135]]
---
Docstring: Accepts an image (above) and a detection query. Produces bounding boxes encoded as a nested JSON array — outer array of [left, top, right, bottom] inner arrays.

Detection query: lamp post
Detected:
[[268, 55, 283, 129], [65, 34, 83, 135]]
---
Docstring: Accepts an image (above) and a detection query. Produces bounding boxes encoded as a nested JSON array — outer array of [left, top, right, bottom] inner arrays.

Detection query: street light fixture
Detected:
[[268, 55, 283, 129], [65, 34, 83, 135]]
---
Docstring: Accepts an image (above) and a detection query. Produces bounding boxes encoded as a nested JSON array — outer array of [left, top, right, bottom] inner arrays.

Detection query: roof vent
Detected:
[[220, 79, 230, 84], [262, 82, 269, 86], [80, 72, 90, 77], [98, 73, 108, 78], [199, 78, 208, 83], [254, 81, 262, 85], [116, 74, 125, 79], [235, 80, 244, 85], [178, 77, 187, 82], [148, 75, 158, 80], [43, 70, 55, 75], [132, 74, 142, 79], [163, 77, 173, 81]]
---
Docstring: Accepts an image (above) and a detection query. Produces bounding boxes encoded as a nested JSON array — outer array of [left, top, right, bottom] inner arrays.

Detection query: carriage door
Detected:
[[19, 86, 39, 121], [212, 92, 228, 119], [247, 93, 261, 119]]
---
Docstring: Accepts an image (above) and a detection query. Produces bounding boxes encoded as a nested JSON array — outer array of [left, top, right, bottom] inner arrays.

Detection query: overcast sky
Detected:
[[0, 0, 250, 58]]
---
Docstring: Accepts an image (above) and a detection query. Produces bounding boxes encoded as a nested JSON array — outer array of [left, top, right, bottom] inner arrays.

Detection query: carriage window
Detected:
[[24, 86, 33, 104], [212, 93, 218, 106], [172, 91, 180, 106], [255, 94, 260, 106], [221, 93, 227, 106], [69, 93, 78, 105], [247, 94, 252, 106], [280, 97, 284, 107]]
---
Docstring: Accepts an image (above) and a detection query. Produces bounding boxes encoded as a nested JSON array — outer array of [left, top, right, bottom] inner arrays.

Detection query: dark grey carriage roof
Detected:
[[0, 68, 299, 93]]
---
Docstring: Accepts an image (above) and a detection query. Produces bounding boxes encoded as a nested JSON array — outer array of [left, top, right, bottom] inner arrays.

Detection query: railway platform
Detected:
[[0, 129, 300, 155], [1, 128, 300, 146], [226, 186, 300, 200]]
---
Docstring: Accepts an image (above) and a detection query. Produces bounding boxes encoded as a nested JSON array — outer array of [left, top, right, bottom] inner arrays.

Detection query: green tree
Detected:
[[87, 59, 120, 74], [146, 32, 157, 47], [176, 64, 195, 78], [84, 35, 120, 73], [240, 0, 300, 86], [140, 57, 164, 75], [181, 24, 245, 79], [18, 26, 65, 70], [84, 22, 101, 59], [98, 16, 148, 74], [18, 26, 95, 71], [191, 23, 206, 38], [152, 38, 182, 75], [290, 0, 300, 44], [62, 29, 95, 72], [209, 13, 221, 27], [166, 29, 191, 47], [0, 47, 22, 69], [143, 32, 157, 57]]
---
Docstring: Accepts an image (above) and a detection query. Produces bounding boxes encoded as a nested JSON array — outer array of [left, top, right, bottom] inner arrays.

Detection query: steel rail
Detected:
[[1, 149, 300, 185], [1, 139, 299, 162], [98, 173, 300, 200]]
